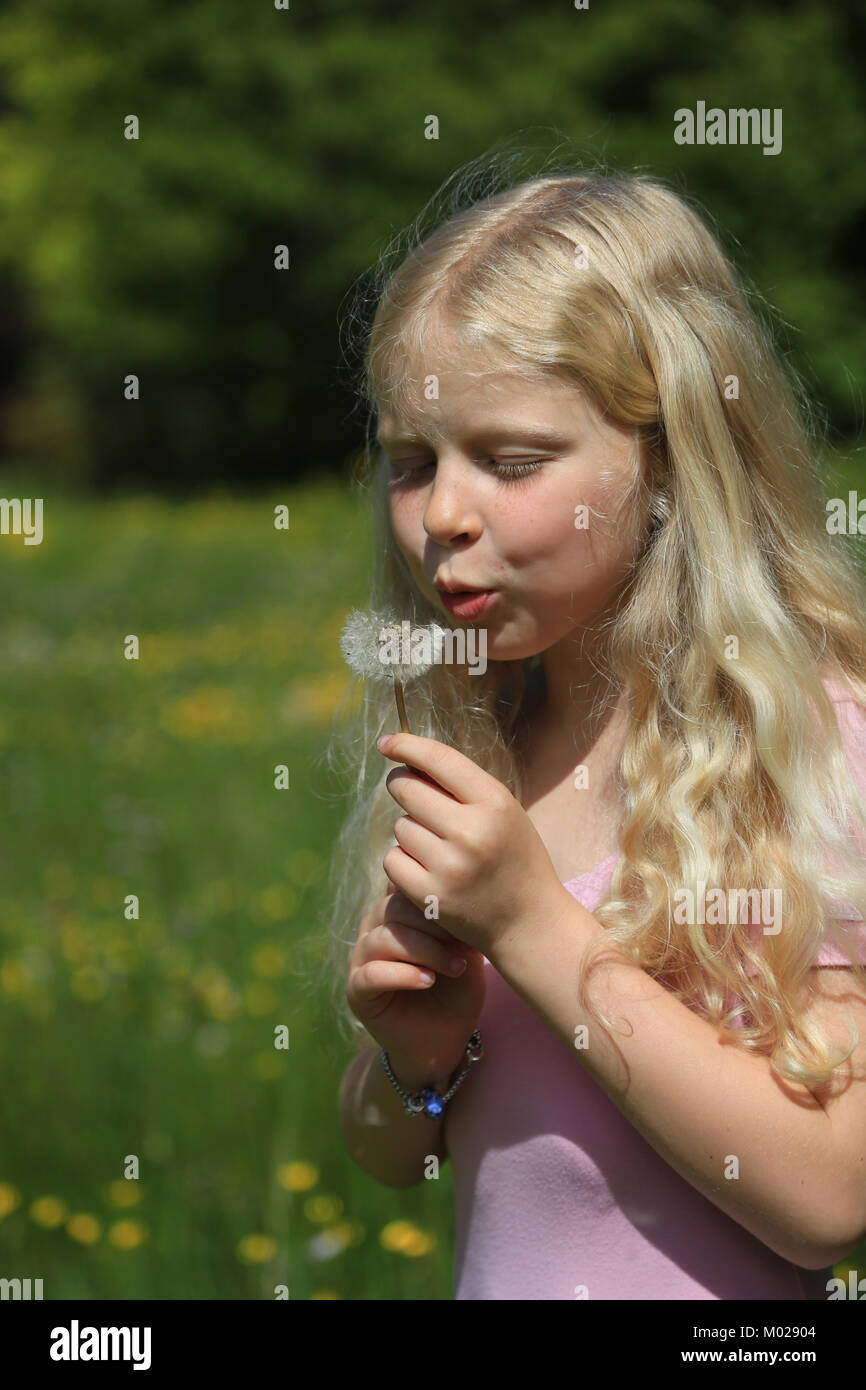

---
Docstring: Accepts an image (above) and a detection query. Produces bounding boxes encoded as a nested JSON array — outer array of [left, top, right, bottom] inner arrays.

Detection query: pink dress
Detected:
[[444, 681, 866, 1299]]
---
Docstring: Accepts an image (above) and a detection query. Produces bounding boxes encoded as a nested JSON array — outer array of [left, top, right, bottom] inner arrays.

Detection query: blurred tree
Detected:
[[0, 0, 862, 491]]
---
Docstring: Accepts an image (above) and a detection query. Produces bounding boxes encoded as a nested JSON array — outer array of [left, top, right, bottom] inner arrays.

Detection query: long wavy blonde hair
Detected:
[[311, 149, 866, 1088]]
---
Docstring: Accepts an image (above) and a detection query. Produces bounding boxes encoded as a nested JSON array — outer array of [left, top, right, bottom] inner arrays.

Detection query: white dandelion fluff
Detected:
[[340, 607, 449, 734], [340, 608, 448, 681]]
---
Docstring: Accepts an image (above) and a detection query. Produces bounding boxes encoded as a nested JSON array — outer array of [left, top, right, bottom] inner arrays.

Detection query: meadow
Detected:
[[0, 474, 863, 1299], [0, 480, 454, 1299]]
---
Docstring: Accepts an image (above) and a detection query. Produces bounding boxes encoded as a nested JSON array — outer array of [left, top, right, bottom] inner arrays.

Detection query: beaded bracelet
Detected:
[[380, 1029, 483, 1117]]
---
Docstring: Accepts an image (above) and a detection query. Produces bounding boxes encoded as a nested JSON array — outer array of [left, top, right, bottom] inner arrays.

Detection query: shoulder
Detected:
[[813, 667, 866, 960], [818, 665, 866, 719], [733, 667, 866, 968], [814, 667, 866, 795]]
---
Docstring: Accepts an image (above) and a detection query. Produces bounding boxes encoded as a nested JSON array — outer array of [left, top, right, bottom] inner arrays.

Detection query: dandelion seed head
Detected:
[[339, 608, 448, 683]]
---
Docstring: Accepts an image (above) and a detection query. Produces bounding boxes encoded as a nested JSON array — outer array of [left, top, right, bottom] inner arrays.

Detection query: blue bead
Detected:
[[422, 1088, 443, 1117]]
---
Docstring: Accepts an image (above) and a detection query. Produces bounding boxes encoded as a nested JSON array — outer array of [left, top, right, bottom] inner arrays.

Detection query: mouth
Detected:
[[437, 589, 498, 619]]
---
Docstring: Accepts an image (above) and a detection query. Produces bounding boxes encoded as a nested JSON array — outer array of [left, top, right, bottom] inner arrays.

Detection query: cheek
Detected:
[[388, 497, 420, 557], [494, 494, 563, 556], [507, 485, 633, 585], [496, 494, 580, 568], [570, 482, 642, 584]]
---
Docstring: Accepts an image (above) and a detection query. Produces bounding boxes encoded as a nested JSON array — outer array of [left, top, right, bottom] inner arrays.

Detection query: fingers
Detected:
[[363, 920, 468, 979], [348, 913, 469, 1007], [349, 958, 438, 1004], [359, 890, 458, 946]]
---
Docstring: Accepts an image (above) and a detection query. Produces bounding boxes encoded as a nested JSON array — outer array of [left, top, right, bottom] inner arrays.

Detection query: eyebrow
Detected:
[[376, 423, 573, 450]]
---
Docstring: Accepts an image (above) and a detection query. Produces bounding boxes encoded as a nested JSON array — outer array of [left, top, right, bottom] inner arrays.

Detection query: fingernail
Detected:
[[377, 735, 394, 752], [449, 956, 467, 975]]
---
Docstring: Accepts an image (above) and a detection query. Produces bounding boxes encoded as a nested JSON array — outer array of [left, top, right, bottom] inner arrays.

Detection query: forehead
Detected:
[[375, 364, 591, 449]]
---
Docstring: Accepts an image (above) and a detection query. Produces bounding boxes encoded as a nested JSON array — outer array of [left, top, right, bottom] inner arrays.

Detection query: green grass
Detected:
[[0, 478, 456, 1299], [0, 469, 863, 1299]]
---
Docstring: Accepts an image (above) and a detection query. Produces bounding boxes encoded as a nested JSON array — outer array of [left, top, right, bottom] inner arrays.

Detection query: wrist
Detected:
[[387, 1056, 458, 1095], [491, 880, 593, 978], [381, 1030, 483, 1118]]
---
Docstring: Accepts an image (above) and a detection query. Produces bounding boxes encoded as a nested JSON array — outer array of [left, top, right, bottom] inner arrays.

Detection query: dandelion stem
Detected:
[[394, 680, 409, 734]]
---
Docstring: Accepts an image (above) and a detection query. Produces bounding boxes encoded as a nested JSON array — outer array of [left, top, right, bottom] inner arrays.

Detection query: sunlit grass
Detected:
[[0, 479, 456, 1299]]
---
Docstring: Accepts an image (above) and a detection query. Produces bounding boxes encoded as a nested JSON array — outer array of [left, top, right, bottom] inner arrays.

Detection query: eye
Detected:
[[489, 459, 544, 479], [388, 459, 435, 482], [388, 458, 545, 483]]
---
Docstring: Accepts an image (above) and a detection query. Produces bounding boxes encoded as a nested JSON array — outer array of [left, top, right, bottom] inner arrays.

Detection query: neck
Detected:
[[520, 623, 626, 770]]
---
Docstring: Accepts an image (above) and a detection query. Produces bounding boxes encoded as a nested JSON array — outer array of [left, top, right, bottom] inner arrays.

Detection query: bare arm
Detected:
[[339, 1045, 451, 1189], [492, 886, 866, 1270]]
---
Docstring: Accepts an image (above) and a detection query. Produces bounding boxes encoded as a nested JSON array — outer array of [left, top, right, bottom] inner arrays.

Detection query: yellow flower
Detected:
[[310, 1289, 341, 1299], [286, 849, 325, 887], [249, 944, 288, 979], [108, 1220, 148, 1251], [190, 963, 239, 1019], [160, 685, 254, 744], [60, 923, 87, 963], [321, 1221, 362, 1254], [304, 1194, 343, 1224], [142, 631, 185, 674], [1, 958, 25, 997], [277, 1162, 318, 1192], [237, 1233, 277, 1263], [379, 1219, 413, 1251], [2, 953, 52, 1000], [379, 1220, 436, 1257], [191, 963, 229, 993], [280, 673, 353, 728], [251, 884, 298, 922], [204, 983, 240, 1021], [30, 1195, 68, 1228], [105, 1179, 143, 1208], [66, 1213, 102, 1244], [396, 1227, 435, 1256], [0, 1183, 22, 1218]]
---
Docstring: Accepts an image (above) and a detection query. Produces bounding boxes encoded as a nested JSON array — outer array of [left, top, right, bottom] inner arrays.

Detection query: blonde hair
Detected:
[[311, 145, 866, 1088]]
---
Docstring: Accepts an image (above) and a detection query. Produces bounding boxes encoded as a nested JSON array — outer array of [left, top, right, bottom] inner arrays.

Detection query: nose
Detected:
[[422, 454, 483, 547]]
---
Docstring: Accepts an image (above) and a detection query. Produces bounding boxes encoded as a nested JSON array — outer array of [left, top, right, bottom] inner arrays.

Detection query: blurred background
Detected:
[[0, 0, 864, 1298]]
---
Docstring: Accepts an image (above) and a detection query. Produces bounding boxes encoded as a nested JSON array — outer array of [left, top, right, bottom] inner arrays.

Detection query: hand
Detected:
[[346, 888, 486, 1090], [378, 731, 572, 959]]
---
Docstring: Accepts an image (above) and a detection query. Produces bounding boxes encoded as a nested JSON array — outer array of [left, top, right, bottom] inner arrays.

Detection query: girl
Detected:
[[322, 159, 866, 1299]]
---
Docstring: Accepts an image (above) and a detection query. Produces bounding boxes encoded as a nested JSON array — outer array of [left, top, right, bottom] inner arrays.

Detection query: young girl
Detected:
[[323, 161, 866, 1300]]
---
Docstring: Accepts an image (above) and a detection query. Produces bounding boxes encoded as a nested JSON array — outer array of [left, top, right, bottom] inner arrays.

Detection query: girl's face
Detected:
[[378, 347, 647, 664]]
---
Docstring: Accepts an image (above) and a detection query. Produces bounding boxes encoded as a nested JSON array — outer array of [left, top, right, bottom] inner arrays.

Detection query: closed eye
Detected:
[[387, 458, 545, 483]]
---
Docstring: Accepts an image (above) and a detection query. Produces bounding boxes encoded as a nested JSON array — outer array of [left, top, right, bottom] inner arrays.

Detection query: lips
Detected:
[[438, 589, 497, 619], [435, 580, 490, 595]]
